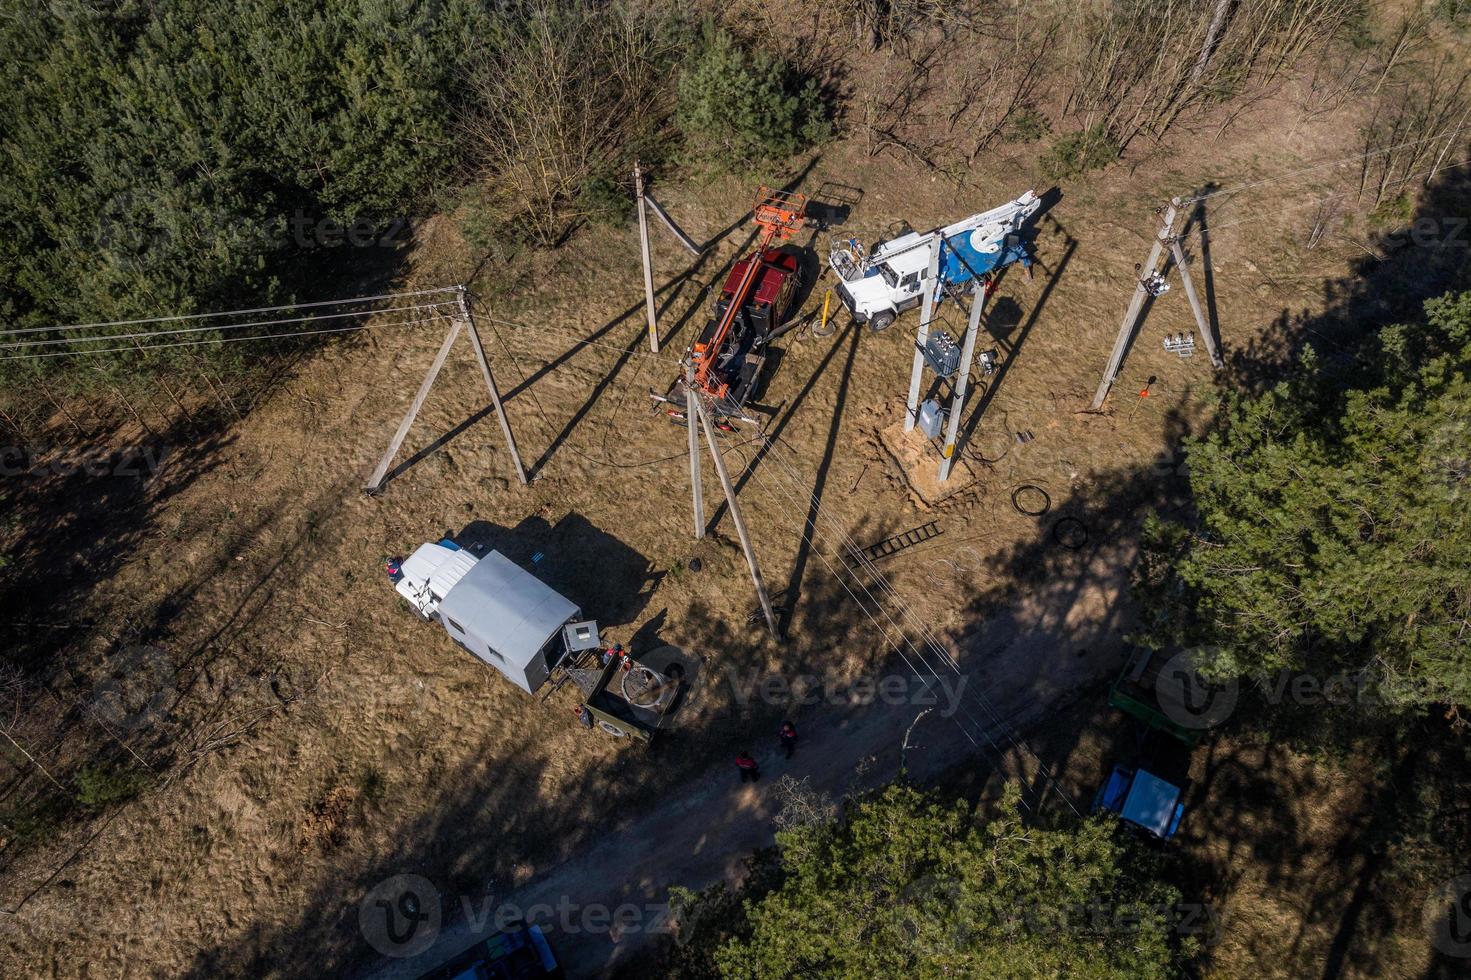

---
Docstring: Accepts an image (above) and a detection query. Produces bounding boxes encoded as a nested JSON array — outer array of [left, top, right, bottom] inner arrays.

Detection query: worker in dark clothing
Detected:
[[575, 704, 593, 728], [779, 721, 798, 759], [735, 751, 760, 783], [601, 643, 624, 668]]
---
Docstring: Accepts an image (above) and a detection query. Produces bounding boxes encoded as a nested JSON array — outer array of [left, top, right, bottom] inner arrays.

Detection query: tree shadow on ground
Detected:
[[1220, 158, 1471, 393]]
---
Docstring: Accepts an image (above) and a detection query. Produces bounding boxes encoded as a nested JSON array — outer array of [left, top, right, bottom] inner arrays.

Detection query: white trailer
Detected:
[[392, 540, 601, 694]]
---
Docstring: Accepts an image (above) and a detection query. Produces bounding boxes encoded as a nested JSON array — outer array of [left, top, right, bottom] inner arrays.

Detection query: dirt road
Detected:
[[357, 564, 1127, 979]]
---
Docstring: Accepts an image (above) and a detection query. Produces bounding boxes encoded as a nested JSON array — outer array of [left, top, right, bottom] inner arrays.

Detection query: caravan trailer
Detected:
[[390, 539, 601, 694]]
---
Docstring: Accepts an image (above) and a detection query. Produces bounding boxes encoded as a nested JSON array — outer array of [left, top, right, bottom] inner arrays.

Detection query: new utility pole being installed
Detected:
[[365, 286, 527, 492], [634, 161, 660, 353], [937, 278, 990, 482], [904, 237, 946, 431], [687, 387, 780, 641], [1088, 199, 1222, 411]]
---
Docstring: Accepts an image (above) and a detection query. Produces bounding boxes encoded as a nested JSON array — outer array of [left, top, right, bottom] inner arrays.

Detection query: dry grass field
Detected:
[[1, 41, 1468, 979]]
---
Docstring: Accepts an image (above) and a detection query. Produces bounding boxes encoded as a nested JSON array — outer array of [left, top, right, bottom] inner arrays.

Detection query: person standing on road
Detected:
[[779, 721, 798, 759], [735, 751, 760, 783]]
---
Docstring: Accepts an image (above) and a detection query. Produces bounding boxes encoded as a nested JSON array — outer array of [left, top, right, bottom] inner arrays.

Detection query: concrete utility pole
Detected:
[[457, 289, 528, 485], [645, 192, 702, 256], [365, 319, 464, 492], [686, 367, 705, 540], [938, 279, 989, 482], [1089, 200, 1180, 411], [1192, 0, 1232, 83], [1168, 238, 1224, 369], [634, 161, 660, 353], [904, 237, 945, 430], [364, 287, 527, 492], [692, 394, 779, 641]]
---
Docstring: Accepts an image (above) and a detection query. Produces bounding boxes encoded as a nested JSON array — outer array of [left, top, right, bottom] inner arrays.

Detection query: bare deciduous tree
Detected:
[[461, 1, 679, 246], [1359, 55, 1471, 206]]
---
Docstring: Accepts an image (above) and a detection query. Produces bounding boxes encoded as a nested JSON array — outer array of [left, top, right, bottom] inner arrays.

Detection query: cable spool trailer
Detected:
[[568, 656, 682, 744]]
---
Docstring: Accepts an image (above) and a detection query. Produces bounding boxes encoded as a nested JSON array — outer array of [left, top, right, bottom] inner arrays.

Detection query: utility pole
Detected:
[[686, 367, 705, 540], [1168, 238, 1224, 369], [1192, 0, 1232, 83], [457, 289, 528, 485], [938, 278, 989, 482], [634, 161, 660, 353], [365, 319, 464, 492], [364, 286, 528, 492], [904, 237, 944, 430], [691, 394, 779, 641], [1089, 200, 1179, 411]]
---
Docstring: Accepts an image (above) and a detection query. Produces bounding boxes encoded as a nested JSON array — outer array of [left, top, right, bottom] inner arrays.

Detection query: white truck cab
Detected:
[[829, 191, 1040, 331]]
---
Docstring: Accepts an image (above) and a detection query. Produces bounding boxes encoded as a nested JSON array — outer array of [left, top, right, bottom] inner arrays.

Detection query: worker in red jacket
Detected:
[[779, 721, 798, 759], [735, 751, 760, 783]]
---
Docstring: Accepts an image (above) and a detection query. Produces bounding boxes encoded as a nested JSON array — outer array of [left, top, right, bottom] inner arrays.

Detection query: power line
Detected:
[[473, 298, 760, 471], [717, 427, 1079, 815], [481, 311, 671, 363], [743, 434, 1083, 816], [0, 312, 450, 361], [0, 286, 463, 338], [0, 301, 458, 351], [1183, 121, 1471, 206]]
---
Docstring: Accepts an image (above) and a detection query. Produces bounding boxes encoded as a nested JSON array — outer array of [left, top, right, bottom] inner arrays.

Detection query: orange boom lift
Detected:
[[657, 188, 809, 424]]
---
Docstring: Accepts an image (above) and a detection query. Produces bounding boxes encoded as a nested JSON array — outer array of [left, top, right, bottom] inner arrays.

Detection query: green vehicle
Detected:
[[577, 654, 683, 744], [1108, 647, 1205, 746]]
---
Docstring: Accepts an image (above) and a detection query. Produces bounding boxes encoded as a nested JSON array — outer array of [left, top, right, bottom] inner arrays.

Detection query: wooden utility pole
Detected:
[[634, 161, 660, 353], [457, 289, 528, 485], [691, 394, 779, 641], [686, 367, 705, 540], [364, 286, 528, 492], [1089, 200, 1179, 411], [1168, 238, 1224, 369], [938, 279, 989, 482], [904, 237, 944, 430]]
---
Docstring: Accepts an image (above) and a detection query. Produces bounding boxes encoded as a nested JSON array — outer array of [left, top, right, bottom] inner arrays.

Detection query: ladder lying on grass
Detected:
[[849, 521, 944, 564]]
